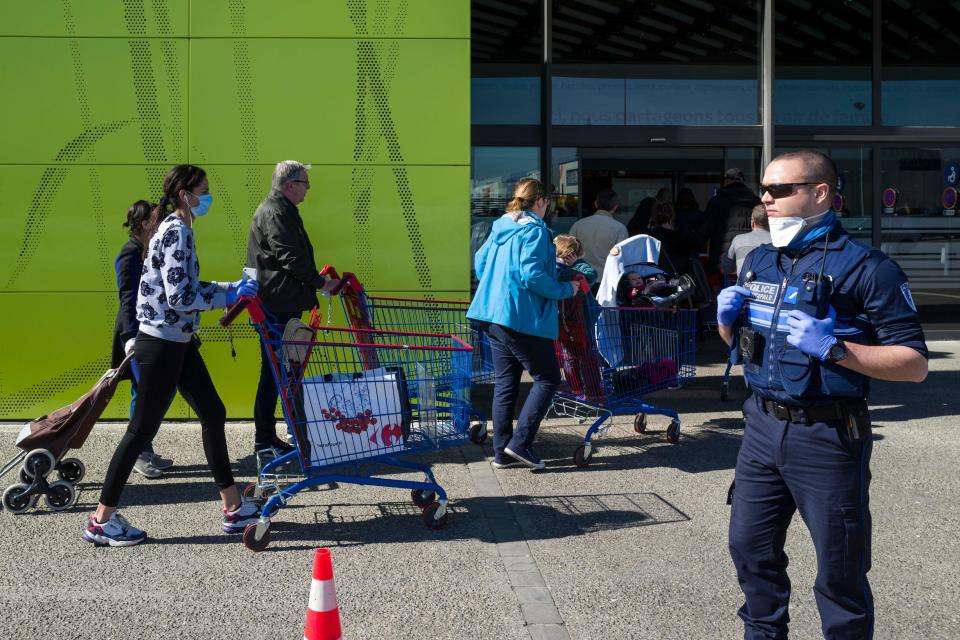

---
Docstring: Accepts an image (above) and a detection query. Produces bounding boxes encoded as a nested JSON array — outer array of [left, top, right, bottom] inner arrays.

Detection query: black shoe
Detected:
[[254, 436, 295, 457]]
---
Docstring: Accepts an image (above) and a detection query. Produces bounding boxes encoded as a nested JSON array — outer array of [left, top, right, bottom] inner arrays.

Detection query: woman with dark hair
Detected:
[[674, 187, 705, 247], [646, 202, 701, 275], [84, 164, 259, 547], [627, 197, 655, 237], [112, 200, 175, 479]]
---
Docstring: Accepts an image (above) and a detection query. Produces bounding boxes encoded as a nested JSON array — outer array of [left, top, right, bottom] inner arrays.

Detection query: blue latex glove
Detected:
[[786, 307, 837, 361], [716, 285, 753, 326], [225, 278, 259, 306]]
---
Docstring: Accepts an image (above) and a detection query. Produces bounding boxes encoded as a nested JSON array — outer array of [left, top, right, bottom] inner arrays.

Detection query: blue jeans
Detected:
[[482, 323, 561, 459], [129, 358, 175, 456]]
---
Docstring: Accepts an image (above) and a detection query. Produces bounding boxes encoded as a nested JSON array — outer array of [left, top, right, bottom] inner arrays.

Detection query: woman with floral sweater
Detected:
[[83, 164, 259, 547]]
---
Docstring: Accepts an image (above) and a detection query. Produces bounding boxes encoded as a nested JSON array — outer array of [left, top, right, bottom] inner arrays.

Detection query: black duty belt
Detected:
[[759, 397, 868, 425]]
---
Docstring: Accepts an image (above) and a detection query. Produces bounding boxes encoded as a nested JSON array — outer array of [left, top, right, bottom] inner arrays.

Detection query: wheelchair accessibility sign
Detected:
[[945, 162, 959, 187]]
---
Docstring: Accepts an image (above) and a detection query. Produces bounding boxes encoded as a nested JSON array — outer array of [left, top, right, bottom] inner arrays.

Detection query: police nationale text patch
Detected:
[[745, 281, 780, 305], [901, 282, 917, 312]]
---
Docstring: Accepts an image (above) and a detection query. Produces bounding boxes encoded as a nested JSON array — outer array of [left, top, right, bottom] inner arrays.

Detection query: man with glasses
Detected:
[[245, 160, 340, 456], [717, 150, 928, 639]]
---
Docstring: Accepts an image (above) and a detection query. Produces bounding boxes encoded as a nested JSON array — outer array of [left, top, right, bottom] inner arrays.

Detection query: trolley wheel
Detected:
[[2, 483, 37, 514], [573, 444, 593, 468], [469, 422, 488, 445], [633, 414, 647, 434], [18, 468, 32, 485], [22, 449, 55, 479], [44, 481, 77, 511], [57, 458, 85, 484], [720, 382, 729, 402], [242, 523, 271, 552], [421, 502, 449, 530], [242, 482, 258, 499], [411, 489, 437, 508], [666, 420, 681, 445]]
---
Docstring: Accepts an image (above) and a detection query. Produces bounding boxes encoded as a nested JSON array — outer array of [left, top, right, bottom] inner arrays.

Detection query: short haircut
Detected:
[[272, 160, 311, 190], [751, 204, 769, 230], [554, 234, 583, 259], [596, 188, 618, 211], [771, 150, 838, 194], [724, 167, 745, 183]]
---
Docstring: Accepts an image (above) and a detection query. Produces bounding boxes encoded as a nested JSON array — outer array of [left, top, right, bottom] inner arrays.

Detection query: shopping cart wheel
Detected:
[[44, 481, 77, 511], [573, 444, 592, 468], [22, 449, 55, 479], [720, 382, 729, 402], [633, 414, 647, 434], [2, 483, 37, 514], [411, 489, 437, 508], [666, 420, 681, 445], [242, 523, 271, 551], [421, 502, 449, 530], [18, 468, 31, 484], [469, 422, 488, 445], [57, 458, 85, 484]]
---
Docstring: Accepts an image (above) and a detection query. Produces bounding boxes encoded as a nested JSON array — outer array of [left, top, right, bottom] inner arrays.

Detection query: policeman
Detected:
[[717, 150, 928, 639]]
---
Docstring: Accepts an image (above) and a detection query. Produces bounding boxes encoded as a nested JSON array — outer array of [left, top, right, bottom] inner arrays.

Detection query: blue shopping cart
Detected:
[[552, 294, 697, 467], [220, 296, 473, 551], [320, 266, 494, 445]]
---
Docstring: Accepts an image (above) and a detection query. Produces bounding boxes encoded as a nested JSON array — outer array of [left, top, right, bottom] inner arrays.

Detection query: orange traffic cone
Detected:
[[304, 548, 342, 640]]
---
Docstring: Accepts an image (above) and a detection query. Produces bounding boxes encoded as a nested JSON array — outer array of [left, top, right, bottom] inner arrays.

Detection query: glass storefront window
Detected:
[[470, 147, 540, 217], [550, 1, 761, 126], [882, 2, 960, 127], [471, 76, 540, 125], [471, 2, 541, 125], [551, 147, 580, 230], [879, 147, 960, 321], [774, 3, 872, 126]]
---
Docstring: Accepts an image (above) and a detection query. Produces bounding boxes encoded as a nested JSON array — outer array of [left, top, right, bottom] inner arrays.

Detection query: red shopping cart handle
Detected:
[[220, 295, 265, 327], [320, 265, 340, 280], [320, 265, 364, 296], [572, 274, 590, 294]]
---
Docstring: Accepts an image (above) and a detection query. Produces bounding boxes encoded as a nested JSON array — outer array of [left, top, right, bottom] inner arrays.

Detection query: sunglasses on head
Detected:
[[760, 182, 823, 198]]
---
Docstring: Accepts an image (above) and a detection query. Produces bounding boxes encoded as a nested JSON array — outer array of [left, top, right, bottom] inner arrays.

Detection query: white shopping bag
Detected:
[[300, 367, 409, 467]]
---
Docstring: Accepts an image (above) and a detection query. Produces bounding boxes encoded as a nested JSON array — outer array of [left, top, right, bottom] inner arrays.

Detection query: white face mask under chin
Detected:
[[768, 210, 830, 247]]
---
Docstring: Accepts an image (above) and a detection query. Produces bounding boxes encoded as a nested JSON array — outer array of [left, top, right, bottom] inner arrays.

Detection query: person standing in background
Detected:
[[570, 188, 628, 280]]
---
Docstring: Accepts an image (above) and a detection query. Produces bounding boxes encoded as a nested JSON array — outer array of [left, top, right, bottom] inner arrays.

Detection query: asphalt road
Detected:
[[0, 340, 957, 639]]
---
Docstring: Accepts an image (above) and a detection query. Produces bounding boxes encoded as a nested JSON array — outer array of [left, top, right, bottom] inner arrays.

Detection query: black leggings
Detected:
[[99, 333, 234, 507]]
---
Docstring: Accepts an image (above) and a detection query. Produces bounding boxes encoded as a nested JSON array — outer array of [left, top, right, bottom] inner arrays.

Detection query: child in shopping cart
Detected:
[[554, 234, 598, 287], [616, 268, 696, 310]]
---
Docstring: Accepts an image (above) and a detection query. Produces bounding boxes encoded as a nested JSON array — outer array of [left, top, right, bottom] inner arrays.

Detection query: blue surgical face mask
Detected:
[[187, 192, 213, 217]]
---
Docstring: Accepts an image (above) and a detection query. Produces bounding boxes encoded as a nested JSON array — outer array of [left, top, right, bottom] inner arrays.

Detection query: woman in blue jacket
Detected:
[[468, 179, 578, 470]]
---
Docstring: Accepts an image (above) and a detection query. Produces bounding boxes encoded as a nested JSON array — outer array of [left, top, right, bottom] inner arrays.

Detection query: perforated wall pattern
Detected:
[[0, 0, 468, 419]]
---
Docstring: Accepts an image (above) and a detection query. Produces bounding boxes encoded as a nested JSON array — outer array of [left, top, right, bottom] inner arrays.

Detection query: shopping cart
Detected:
[[552, 292, 697, 467], [319, 266, 493, 445], [220, 296, 473, 551]]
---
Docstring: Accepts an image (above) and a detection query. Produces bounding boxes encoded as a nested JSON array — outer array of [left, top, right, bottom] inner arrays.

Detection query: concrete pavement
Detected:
[[0, 340, 957, 639]]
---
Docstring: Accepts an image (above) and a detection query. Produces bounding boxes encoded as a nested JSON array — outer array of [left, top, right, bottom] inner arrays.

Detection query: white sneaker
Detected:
[[133, 454, 163, 479], [222, 498, 261, 533], [82, 512, 147, 547]]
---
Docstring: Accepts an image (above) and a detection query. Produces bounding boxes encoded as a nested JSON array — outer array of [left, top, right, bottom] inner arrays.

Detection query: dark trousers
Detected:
[[253, 311, 300, 445], [482, 322, 561, 458], [99, 333, 234, 507], [729, 394, 874, 640]]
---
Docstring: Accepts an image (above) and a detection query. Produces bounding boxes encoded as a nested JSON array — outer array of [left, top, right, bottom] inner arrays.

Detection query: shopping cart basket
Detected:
[[221, 296, 473, 551], [552, 293, 697, 467], [319, 266, 493, 445]]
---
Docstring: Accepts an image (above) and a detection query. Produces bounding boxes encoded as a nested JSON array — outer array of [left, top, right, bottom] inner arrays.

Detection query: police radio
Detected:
[[738, 270, 764, 365], [796, 241, 834, 319]]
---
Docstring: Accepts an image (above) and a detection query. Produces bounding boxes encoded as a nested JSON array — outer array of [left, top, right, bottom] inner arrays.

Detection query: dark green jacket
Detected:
[[246, 190, 325, 313]]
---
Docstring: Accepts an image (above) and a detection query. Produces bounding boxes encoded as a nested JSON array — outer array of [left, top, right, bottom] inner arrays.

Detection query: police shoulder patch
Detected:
[[900, 282, 917, 312]]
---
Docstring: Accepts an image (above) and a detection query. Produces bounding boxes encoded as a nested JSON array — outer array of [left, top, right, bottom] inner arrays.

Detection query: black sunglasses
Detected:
[[760, 182, 822, 198]]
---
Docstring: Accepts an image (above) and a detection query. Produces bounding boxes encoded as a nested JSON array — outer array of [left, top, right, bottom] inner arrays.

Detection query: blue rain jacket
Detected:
[[467, 211, 575, 340]]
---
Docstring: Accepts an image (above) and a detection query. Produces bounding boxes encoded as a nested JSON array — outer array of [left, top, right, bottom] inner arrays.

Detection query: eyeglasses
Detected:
[[760, 182, 821, 198], [292, 180, 310, 186]]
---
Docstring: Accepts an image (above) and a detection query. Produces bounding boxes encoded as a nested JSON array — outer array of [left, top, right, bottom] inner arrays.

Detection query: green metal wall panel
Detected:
[[0, 1, 190, 37], [190, 0, 468, 38], [0, 0, 469, 420], [188, 38, 469, 165]]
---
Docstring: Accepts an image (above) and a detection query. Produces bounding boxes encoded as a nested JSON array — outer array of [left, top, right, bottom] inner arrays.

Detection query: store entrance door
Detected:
[[575, 147, 759, 229]]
